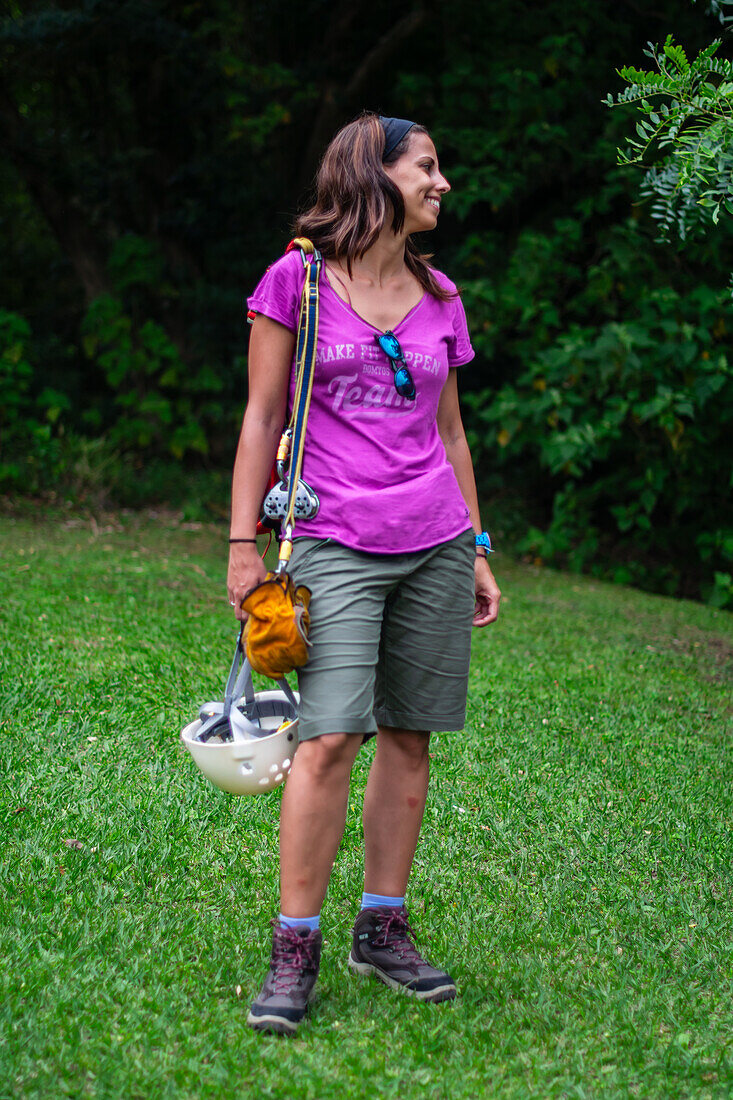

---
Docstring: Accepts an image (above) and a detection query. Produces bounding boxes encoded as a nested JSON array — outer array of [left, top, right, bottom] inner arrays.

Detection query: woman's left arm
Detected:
[[437, 368, 501, 627]]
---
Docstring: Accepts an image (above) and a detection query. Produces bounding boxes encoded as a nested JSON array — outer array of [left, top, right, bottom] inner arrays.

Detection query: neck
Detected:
[[336, 223, 408, 285]]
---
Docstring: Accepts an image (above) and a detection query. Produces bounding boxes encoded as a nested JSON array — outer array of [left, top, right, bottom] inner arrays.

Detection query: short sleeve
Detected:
[[246, 250, 305, 333], [447, 293, 475, 368]]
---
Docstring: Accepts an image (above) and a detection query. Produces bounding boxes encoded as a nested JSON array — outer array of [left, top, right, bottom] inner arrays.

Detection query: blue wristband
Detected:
[[475, 531, 493, 553]]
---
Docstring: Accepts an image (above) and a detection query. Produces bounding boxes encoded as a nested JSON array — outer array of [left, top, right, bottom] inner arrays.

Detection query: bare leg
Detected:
[[362, 726, 430, 897], [279, 732, 362, 917]]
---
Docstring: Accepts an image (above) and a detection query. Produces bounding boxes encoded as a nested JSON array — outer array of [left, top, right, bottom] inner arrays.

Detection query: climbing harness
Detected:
[[260, 238, 322, 548], [182, 240, 321, 794], [243, 238, 322, 678]]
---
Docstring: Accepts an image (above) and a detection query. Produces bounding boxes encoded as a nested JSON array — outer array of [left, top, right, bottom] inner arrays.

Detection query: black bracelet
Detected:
[[229, 538, 258, 543]]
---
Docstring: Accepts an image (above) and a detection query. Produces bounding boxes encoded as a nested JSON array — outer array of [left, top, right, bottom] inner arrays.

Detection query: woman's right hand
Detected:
[[227, 543, 267, 621]]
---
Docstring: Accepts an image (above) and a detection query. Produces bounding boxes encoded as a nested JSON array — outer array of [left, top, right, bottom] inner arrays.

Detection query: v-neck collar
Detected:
[[321, 267, 428, 334]]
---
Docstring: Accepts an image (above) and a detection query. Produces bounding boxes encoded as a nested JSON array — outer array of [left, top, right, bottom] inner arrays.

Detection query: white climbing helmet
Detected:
[[181, 632, 299, 796]]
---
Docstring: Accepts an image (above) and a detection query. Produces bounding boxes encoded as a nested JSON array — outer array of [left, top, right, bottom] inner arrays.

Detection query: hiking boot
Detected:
[[348, 906, 456, 1002], [247, 923, 322, 1035]]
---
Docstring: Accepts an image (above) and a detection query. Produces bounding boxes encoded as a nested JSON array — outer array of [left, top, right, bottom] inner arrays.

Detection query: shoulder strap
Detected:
[[277, 239, 322, 570]]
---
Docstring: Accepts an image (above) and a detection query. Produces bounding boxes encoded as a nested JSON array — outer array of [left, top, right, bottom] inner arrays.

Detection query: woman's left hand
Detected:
[[473, 556, 501, 627]]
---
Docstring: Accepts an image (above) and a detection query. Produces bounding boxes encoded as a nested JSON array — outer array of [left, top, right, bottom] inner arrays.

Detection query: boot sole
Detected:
[[246, 1010, 300, 1035], [348, 952, 456, 1003], [247, 985, 317, 1036]]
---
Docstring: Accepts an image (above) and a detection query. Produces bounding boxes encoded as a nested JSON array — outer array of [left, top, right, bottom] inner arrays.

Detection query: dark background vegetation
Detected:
[[1, 0, 732, 606]]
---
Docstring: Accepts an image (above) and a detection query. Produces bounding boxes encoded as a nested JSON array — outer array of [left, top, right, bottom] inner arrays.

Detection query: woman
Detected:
[[228, 112, 500, 1035]]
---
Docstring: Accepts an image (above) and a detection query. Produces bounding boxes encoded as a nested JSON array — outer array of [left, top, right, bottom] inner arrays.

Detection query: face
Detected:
[[383, 131, 451, 235]]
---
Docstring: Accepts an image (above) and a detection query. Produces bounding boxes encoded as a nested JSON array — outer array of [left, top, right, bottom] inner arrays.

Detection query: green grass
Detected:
[[1, 513, 731, 1099]]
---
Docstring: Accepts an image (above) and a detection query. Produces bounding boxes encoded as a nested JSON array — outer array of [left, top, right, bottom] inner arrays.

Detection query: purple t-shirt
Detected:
[[247, 250, 475, 554]]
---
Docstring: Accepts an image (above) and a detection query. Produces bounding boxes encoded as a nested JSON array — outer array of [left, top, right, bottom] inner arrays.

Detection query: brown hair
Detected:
[[294, 111, 455, 302]]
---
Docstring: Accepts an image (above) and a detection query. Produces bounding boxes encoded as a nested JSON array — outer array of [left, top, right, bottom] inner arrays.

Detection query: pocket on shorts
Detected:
[[289, 537, 333, 577]]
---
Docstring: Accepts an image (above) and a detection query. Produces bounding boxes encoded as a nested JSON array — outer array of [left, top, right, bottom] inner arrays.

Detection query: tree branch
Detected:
[[345, 5, 425, 99], [0, 79, 111, 302], [297, 5, 426, 192]]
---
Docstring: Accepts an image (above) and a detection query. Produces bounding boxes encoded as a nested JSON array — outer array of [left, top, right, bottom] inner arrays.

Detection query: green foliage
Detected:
[[0, 309, 67, 491], [107, 235, 165, 294], [81, 295, 220, 460], [0, 309, 33, 429], [464, 283, 733, 604], [605, 34, 733, 241], [700, 0, 733, 29]]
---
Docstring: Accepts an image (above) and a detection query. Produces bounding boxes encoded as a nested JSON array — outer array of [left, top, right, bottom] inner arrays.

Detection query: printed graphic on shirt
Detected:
[[315, 342, 445, 416]]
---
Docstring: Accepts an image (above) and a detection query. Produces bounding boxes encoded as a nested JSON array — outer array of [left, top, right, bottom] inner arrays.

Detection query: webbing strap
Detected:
[[283, 243, 321, 535], [221, 628, 298, 724], [223, 625, 252, 716]]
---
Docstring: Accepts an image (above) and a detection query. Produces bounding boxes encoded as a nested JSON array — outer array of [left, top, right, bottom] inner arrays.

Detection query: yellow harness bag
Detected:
[[241, 571, 312, 680]]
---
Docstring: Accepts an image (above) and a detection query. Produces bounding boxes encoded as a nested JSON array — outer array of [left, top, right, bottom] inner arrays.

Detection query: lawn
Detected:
[[1, 512, 731, 1099]]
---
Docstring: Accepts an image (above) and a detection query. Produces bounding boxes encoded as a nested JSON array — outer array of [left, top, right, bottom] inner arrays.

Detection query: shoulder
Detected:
[[249, 247, 307, 301], [426, 265, 474, 365], [260, 248, 306, 283], [427, 265, 460, 298], [424, 268, 453, 294], [247, 248, 307, 332]]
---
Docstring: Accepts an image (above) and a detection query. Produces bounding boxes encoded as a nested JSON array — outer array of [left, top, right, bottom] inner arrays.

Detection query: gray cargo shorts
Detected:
[[287, 529, 475, 741]]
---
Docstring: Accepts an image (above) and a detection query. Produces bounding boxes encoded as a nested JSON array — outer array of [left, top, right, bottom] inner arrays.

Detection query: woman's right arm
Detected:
[[227, 315, 296, 620]]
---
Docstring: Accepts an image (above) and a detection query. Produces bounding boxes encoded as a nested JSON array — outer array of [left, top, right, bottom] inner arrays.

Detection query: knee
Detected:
[[298, 732, 356, 782], [379, 729, 430, 768]]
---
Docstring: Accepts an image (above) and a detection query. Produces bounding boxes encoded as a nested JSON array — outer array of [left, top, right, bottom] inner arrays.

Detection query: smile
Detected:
[[426, 197, 440, 210]]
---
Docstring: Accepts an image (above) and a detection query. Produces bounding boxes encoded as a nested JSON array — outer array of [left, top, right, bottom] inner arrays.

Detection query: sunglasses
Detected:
[[376, 331, 416, 400]]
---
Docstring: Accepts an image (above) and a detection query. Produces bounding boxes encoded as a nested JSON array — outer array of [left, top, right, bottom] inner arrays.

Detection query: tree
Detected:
[[1, 0, 730, 603]]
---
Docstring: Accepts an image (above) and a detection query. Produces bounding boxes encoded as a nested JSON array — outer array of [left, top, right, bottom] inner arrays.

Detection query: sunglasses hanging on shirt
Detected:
[[376, 331, 416, 401]]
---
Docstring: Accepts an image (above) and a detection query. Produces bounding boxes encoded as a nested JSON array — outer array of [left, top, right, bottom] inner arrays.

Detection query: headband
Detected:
[[379, 115, 416, 158]]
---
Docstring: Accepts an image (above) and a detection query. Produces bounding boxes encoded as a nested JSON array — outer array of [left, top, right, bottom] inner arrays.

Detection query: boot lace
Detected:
[[373, 909, 424, 964], [270, 925, 318, 994]]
